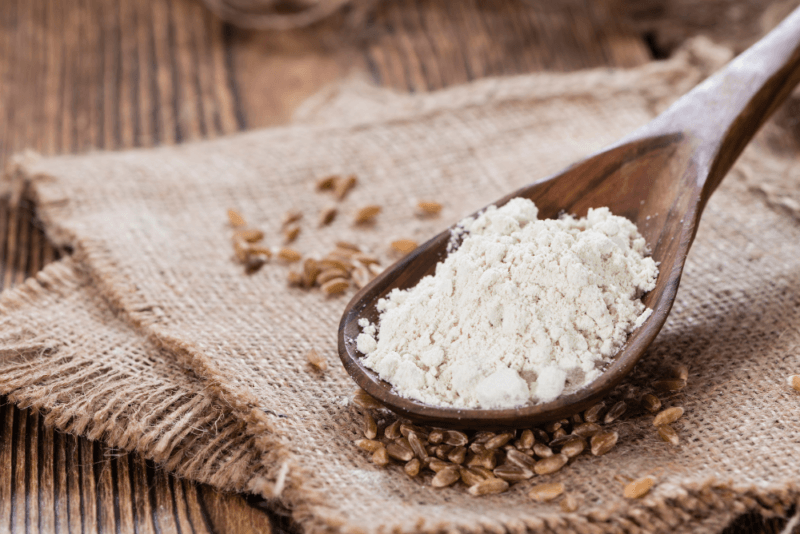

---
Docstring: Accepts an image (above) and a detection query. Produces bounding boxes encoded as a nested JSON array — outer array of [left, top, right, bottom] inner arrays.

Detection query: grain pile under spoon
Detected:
[[338, 7, 800, 428]]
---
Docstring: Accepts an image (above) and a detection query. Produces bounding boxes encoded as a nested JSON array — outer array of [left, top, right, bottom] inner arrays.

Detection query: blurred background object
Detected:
[[0, 0, 798, 532]]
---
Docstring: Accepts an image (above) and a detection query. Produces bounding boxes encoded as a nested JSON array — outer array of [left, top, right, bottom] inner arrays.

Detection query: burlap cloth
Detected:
[[2, 38, 800, 533]]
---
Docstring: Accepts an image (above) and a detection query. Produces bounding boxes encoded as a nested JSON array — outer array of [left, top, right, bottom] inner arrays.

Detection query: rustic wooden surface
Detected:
[[0, 0, 790, 532]]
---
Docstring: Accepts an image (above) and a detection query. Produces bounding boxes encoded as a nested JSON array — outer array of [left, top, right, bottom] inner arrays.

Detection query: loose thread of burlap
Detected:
[[2, 38, 800, 534]]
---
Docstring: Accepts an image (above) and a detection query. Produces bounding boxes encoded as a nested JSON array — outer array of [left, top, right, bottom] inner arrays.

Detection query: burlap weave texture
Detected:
[[1, 39, 799, 533]]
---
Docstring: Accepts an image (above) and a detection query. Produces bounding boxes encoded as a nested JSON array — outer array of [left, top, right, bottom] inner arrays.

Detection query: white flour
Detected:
[[356, 198, 658, 409]]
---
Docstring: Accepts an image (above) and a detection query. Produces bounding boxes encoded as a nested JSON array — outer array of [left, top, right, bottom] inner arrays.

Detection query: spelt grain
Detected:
[[335, 241, 361, 251], [472, 431, 495, 444], [417, 201, 443, 216], [447, 446, 466, 465], [227, 209, 246, 227], [432, 466, 460, 488], [363, 412, 377, 439], [533, 443, 553, 458], [318, 258, 352, 272], [673, 364, 689, 381], [590, 431, 618, 456], [372, 447, 390, 466], [552, 428, 567, 439], [318, 206, 337, 227], [391, 239, 418, 255], [493, 464, 533, 482], [460, 466, 488, 486], [404, 458, 421, 477], [277, 247, 302, 262], [427, 429, 443, 444], [485, 432, 514, 450], [386, 441, 414, 462], [435, 444, 453, 460], [306, 348, 328, 371], [427, 458, 451, 472], [604, 401, 627, 424], [235, 228, 265, 243], [354, 205, 381, 224], [317, 268, 349, 285], [505, 449, 537, 469], [407, 431, 428, 460], [353, 389, 383, 410], [233, 239, 250, 263], [384, 420, 401, 440], [287, 271, 304, 287], [351, 265, 371, 289], [442, 430, 469, 447], [788, 375, 800, 392], [282, 210, 303, 227], [653, 407, 684, 427], [623, 476, 654, 499], [519, 429, 534, 450], [321, 278, 349, 295], [560, 493, 579, 512], [528, 483, 564, 503], [534, 454, 568, 475], [283, 224, 301, 244], [560, 436, 586, 458], [355, 439, 382, 453], [334, 174, 357, 200], [316, 175, 337, 191], [652, 378, 687, 392], [657, 424, 680, 445], [641, 393, 662, 413], [572, 422, 602, 438], [302, 259, 321, 287], [544, 422, 561, 433], [468, 478, 509, 496]]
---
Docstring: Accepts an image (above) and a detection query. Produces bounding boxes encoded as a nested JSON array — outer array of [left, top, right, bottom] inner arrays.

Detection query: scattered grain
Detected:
[[604, 401, 627, 424], [334, 174, 357, 200], [427, 429, 443, 445], [624, 476, 655, 499], [287, 271, 304, 287], [235, 228, 265, 243], [560, 493, 579, 512], [460, 466, 487, 486], [355, 439, 382, 453], [335, 241, 360, 251], [316, 175, 337, 191], [417, 201, 443, 216], [506, 449, 536, 469], [351, 265, 371, 289], [560, 436, 586, 458], [277, 247, 302, 262], [485, 432, 514, 450], [493, 464, 533, 482], [321, 278, 349, 296], [427, 458, 451, 472], [318, 206, 337, 227], [590, 431, 618, 456], [528, 483, 564, 503], [352, 389, 383, 410], [442, 430, 469, 447], [404, 458, 421, 477], [283, 224, 301, 244], [432, 466, 461, 488], [407, 431, 428, 460], [317, 268, 349, 285], [533, 443, 554, 458], [673, 364, 689, 381], [383, 420, 401, 439], [468, 478, 509, 496], [641, 393, 662, 413], [534, 454, 568, 475], [657, 424, 680, 445], [354, 205, 381, 224], [319, 258, 352, 272], [448, 446, 467, 465], [227, 209, 246, 227], [788, 375, 800, 392], [653, 407, 684, 427], [519, 429, 534, 450], [573, 422, 602, 438], [386, 442, 414, 462], [302, 259, 321, 287], [391, 239, 418, 255], [363, 412, 377, 439], [372, 447, 390, 466], [306, 348, 328, 371], [652, 378, 687, 392]]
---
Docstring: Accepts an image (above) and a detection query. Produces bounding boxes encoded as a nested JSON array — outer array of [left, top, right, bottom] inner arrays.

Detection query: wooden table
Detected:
[[0, 0, 788, 532]]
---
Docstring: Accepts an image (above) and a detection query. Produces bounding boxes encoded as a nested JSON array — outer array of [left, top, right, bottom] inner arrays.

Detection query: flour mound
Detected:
[[357, 198, 658, 409]]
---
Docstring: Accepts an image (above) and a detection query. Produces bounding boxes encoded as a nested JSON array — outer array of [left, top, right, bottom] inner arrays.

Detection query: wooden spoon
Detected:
[[338, 8, 800, 428]]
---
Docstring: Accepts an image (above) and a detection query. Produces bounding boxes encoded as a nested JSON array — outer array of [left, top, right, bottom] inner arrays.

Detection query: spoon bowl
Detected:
[[339, 8, 800, 428]]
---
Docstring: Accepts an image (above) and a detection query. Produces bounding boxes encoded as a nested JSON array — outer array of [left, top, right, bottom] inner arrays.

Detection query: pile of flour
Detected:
[[356, 198, 658, 409]]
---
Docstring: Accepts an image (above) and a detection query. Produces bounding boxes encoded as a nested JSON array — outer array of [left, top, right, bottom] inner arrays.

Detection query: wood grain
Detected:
[[0, 0, 784, 531]]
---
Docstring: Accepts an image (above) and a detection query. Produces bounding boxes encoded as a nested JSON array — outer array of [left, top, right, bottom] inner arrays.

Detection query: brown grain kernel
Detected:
[[235, 228, 265, 243], [653, 406, 684, 427], [287, 271, 304, 287], [560, 436, 587, 458], [283, 224, 301, 244], [354, 205, 381, 224], [552, 428, 567, 439], [560, 493, 579, 512], [353, 389, 383, 410], [316, 175, 338, 191], [519, 429, 534, 449], [248, 245, 272, 258], [485, 432, 514, 450], [386, 442, 414, 462], [244, 255, 265, 274], [624, 476, 655, 499], [427, 458, 451, 473], [657, 424, 680, 445], [417, 201, 443, 216], [673, 363, 689, 380], [590, 431, 619, 456], [431, 466, 460, 488], [472, 431, 495, 444], [506, 449, 537, 469], [469, 442, 487, 455], [277, 247, 302, 262], [534, 454, 568, 475], [355, 439, 383, 453], [533, 443, 553, 458], [399, 424, 428, 440], [321, 278, 349, 296], [391, 239, 418, 255], [788, 375, 800, 392], [528, 483, 564, 503], [227, 209, 246, 227], [306, 348, 327, 371], [351, 265, 371, 289], [435, 444, 453, 460], [493, 464, 533, 482], [384, 420, 401, 440], [573, 422, 602, 438], [544, 421, 561, 433], [334, 174, 357, 200], [372, 447, 390, 466], [533, 428, 550, 443], [604, 401, 628, 424], [317, 268, 349, 285], [318, 206, 337, 227], [448, 446, 466, 465], [363, 412, 377, 439], [470, 466, 495, 479], [652, 378, 687, 392], [407, 431, 428, 460], [335, 240, 360, 251], [442, 430, 469, 447], [302, 259, 321, 287], [281, 210, 303, 227], [460, 466, 487, 486], [641, 393, 662, 413], [404, 458, 421, 477], [427, 429, 443, 445], [548, 434, 573, 449], [318, 258, 352, 272], [468, 478, 509, 496]]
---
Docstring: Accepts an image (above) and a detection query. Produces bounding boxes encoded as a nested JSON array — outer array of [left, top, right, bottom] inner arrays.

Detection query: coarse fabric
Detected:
[[2, 38, 800, 533]]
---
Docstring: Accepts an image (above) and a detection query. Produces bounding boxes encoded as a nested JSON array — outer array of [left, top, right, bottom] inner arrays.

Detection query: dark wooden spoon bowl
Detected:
[[339, 7, 800, 429]]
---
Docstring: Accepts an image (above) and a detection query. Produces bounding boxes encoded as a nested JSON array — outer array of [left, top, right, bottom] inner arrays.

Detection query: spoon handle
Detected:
[[636, 6, 800, 207]]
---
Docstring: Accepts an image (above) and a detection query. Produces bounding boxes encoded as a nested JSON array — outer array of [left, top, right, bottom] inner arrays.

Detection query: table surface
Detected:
[[0, 0, 790, 532]]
